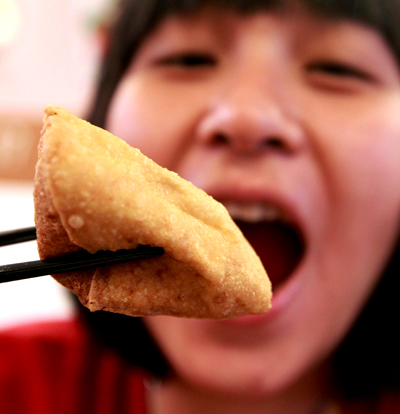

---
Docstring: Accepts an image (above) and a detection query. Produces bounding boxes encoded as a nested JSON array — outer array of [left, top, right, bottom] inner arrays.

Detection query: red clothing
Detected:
[[1, 318, 400, 414], [0, 319, 147, 414]]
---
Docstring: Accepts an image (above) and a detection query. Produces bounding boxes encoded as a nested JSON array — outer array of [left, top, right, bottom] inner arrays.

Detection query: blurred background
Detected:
[[0, 0, 113, 329]]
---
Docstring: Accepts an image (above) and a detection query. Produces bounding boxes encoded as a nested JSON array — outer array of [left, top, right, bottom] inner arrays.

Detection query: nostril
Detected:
[[209, 133, 290, 153], [262, 137, 287, 151], [213, 133, 229, 146]]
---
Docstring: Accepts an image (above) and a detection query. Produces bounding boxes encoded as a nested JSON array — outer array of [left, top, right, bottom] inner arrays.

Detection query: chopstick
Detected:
[[0, 227, 164, 284], [0, 226, 37, 246]]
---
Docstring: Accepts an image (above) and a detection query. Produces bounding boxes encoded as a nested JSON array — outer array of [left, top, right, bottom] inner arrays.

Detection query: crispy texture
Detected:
[[34, 105, 272, 319]]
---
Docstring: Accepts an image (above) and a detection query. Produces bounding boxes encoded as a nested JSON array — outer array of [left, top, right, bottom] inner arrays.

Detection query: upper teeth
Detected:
[[222, 201, 283, 223]]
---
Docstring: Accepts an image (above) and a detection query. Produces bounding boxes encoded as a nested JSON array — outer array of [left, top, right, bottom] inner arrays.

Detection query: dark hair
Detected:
[[82, 0, 400, 402]]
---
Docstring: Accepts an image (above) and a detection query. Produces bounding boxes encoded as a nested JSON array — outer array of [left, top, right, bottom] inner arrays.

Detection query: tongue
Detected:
[[235, 221, 303, 291]]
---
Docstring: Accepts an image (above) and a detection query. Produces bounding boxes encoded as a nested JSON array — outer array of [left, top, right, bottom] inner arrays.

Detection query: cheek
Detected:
[[336, 124, 400, 217], [318, 120, 400, 302], [302, 100, 400, 317], [106, 77, 186, 168], [310, 97, 400, 220]]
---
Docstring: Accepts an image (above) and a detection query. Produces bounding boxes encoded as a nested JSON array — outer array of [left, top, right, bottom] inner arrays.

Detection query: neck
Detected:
[[146, 365, 337, 414]]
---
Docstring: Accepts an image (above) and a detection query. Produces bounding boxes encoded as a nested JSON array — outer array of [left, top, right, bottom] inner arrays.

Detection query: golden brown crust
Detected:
[[33, 105, 272, 319], [34, 123, 93, 306]]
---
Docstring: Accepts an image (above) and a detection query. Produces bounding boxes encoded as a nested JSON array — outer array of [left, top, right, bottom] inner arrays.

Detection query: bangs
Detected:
[[148, 0, 387, 22], [304, 0, 390, 30]]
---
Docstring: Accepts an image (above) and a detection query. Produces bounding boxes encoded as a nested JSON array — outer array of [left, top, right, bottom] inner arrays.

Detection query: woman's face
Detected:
[[106, 6, 400, 397]]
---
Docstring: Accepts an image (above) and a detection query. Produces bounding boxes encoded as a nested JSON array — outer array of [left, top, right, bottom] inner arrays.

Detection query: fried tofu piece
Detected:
[[34, 105, 272, 319]]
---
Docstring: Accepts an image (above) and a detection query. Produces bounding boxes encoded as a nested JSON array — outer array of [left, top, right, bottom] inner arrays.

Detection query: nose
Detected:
[[197, 84, 305, 156]]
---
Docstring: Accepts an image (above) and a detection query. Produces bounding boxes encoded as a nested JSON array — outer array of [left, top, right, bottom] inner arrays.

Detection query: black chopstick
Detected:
[[0, 226, 37, 246], [0, 245, 164, 284]]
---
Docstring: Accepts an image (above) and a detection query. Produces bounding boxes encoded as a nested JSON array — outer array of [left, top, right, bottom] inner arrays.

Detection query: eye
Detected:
[[306, 60, 373, 82], [155, 52, 217, 68]]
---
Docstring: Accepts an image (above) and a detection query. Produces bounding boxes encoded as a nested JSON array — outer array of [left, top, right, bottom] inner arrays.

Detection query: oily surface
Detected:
[[34, 105, 272, 319]]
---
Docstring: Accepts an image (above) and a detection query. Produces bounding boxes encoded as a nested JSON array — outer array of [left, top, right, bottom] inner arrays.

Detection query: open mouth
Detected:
[[224, 202, 305, 292]]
